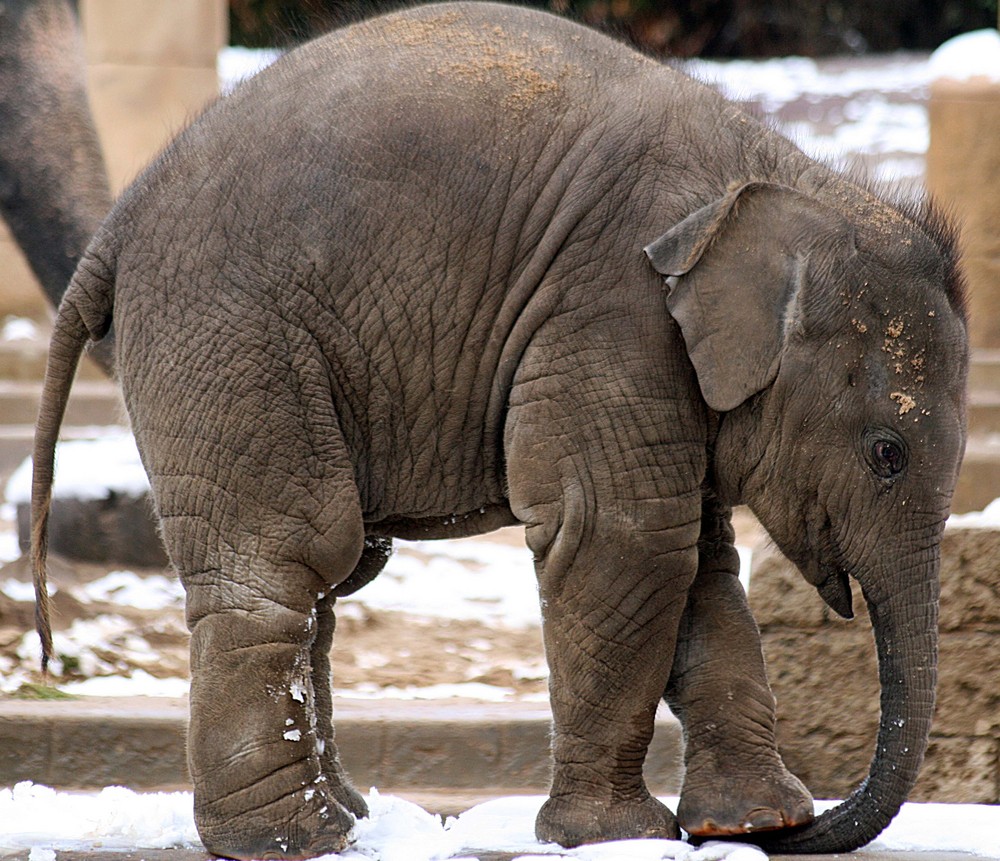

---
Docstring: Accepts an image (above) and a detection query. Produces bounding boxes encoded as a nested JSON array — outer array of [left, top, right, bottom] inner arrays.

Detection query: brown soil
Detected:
[[1, 514, 765, 700], [0, 529, 549, 700]]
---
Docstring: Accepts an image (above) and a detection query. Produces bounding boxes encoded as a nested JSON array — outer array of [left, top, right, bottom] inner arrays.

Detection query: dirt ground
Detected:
[[0, 526, 551, 700], [0, 514, 767, 700]]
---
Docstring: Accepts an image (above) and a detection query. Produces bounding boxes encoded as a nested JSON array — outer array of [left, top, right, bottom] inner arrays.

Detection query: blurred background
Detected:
[[228, 0, 999, 55]]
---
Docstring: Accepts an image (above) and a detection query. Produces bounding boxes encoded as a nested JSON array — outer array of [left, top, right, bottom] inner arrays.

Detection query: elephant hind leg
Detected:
[[186, 591, 357, 859], [310, 538, 394, 818], [142, 371, 371, 858]]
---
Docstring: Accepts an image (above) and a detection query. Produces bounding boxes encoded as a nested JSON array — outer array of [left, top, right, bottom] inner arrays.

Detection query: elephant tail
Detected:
[[31, 250, 116, 671]]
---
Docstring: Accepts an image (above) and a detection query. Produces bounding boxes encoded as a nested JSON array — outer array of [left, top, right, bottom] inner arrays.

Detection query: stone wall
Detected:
[[748, 525, 1000, 802], [0, 0, 226, 318]]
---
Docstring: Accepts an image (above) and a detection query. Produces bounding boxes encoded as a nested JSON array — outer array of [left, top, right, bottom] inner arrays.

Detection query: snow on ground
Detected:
[[345, 538, 539, 627], [2, 785, 999, 858]]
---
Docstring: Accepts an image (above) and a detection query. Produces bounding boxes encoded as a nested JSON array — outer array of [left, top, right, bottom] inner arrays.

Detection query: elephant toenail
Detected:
[[744, 808, 783, 831]]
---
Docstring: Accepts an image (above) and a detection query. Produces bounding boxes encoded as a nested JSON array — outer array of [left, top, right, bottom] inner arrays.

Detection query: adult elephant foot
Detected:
[[677, 753, 813, 836], [536, 792, 679, 847]]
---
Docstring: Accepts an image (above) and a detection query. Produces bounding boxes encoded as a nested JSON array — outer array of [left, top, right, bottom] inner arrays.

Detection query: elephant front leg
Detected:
[[531, 510, 699, 848], [504, 303, 709, 848], [185, 578, 359, 860], [665, 496, 813, 837]]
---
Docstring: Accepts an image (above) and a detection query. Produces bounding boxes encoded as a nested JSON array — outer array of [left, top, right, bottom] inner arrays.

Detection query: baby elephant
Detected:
[[32, 2, 967, 858]]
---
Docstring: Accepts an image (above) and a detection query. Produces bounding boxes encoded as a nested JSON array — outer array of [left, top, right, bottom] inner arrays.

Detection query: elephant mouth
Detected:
[[816, 566, 853, 619], [807, 514, 855, 620]]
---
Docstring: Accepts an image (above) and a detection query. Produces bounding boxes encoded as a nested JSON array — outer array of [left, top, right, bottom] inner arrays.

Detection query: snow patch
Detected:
[[930, 29, 1000, 84], [341, 682, 520, 702], [3, 786, 999, 857], [79, 570, 184, 609], [218, 46, 283, 93], [948, 496, 1000, 528], [1, 578, 53, 602], [1, 316, 39, 342], [344, 539, 539, 628], [60, 671, 189, 698], [0, 782, 200, 851], [6, 433, 149, 504]]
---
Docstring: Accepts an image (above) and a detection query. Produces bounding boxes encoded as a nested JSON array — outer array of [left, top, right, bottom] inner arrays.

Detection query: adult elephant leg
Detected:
[[665, 494, 812, 836], [0, 0, 113, 315], [505, 313, 705, 848]]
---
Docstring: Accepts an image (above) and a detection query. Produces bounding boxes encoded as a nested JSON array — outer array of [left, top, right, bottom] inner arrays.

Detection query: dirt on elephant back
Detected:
[[0, 526, 550, 701]]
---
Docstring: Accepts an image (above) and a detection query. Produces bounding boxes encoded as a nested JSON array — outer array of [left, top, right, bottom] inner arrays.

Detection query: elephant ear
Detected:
[[644, 182, 854, 412]]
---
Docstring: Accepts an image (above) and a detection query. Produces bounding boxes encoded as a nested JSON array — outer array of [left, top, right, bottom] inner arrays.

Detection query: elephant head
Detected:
[[646, 180, 968, 852]]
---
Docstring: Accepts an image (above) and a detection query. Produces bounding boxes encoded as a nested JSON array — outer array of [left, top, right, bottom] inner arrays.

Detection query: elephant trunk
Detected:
[[757, 565, 938, 854]]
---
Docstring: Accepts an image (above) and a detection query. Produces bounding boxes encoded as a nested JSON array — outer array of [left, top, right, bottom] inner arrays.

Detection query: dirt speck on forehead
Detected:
[[891, 390, 917, 416]]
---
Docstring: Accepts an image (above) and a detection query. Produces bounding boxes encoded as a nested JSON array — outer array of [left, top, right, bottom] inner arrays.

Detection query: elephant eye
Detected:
[[871, 438, 906, 478]]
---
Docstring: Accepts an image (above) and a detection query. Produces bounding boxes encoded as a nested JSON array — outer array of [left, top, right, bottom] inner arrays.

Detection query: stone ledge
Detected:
[[0, 697, 683, 796]]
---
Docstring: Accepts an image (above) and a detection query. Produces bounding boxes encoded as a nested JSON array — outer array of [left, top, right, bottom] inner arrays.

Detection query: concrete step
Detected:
[[0, 696, 683, 796], [969, 348, 1000, 395], [0, 379, 125, 427], [966, 389, 1000, 436]]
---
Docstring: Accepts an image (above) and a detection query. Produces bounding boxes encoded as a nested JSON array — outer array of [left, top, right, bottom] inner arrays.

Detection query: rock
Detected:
[[7, 435, 168, 568], [15, 491, 167, 568]]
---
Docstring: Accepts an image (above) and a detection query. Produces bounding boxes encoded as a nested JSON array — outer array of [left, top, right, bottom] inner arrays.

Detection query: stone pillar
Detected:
[[0, 0, 227, 319], [926, 32, 1000, 348], [81, 0, 227, 192]]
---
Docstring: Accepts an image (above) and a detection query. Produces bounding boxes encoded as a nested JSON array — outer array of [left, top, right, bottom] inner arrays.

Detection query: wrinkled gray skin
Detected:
[[0, 0, 113, 371], [31, 3, 968, 858]]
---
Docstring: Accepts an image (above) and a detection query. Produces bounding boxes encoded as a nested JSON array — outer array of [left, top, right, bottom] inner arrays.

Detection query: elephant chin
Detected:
[[816, 568, 853, 619]]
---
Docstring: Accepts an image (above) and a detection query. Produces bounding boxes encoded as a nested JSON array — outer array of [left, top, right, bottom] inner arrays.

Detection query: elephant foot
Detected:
[[535, 792, 679, 848], [323, 761, 369, 819], [678, 760, 813, 837], [196, 780, 357, 861]]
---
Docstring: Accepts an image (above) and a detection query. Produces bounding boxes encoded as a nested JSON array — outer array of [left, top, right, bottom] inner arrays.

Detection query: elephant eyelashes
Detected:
[[869, 437, 907, 479]]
